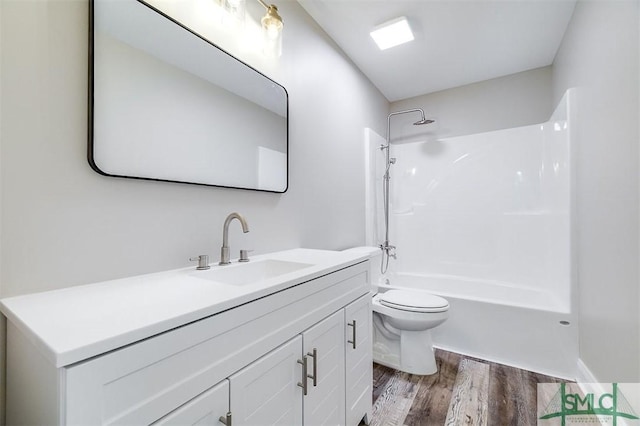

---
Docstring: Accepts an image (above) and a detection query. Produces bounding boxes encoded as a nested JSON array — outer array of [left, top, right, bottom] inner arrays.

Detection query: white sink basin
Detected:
[[191, 259, 313, 286]]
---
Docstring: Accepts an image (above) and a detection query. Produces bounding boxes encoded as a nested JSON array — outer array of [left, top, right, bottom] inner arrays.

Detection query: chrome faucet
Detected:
[[219, 212, 249, 265]]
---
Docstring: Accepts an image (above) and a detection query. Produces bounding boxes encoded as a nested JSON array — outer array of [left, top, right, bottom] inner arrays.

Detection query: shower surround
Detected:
[[365, 90, 577, 378]]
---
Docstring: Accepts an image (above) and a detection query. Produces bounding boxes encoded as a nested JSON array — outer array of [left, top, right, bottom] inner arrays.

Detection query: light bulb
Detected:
[[261, 4, 283, 56], [264, 22, 281, 40]]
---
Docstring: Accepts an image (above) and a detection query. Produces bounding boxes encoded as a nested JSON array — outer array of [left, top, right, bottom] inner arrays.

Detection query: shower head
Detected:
[[413, 118, 435, 125], [413, 109, 435, 125], [386, 108, 435, 144]]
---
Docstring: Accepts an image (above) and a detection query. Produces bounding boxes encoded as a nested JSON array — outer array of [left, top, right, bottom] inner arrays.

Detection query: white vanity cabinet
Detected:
[[155, 302, 368, 426], [345, 294, 373, 426], [3, 252, 372, 426]]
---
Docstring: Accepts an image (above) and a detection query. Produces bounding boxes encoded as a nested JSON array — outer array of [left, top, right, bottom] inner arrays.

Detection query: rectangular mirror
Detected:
[[89, 0, 288, 192]]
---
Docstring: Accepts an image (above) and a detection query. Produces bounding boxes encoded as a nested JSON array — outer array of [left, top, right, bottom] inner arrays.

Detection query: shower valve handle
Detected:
[[388, 245, 397, 259]]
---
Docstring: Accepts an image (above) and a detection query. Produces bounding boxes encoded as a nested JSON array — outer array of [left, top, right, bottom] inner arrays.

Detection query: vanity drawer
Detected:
[[151, 380, 229, 426], [64, 262, 368, 425]]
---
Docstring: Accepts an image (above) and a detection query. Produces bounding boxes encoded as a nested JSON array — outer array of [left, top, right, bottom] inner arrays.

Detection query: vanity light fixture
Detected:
[[217, 0, 284, 57], [257, 0, 283, 56], [370, 16, 414, 50]]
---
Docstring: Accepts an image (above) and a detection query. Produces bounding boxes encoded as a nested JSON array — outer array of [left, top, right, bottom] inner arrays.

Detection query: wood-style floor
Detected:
[[362, 349, 569, 426]]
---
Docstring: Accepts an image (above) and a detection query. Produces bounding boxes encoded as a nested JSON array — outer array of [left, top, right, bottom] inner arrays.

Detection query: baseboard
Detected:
[[432, 344, 576, 381], [576, 358, 600, 384], [574, 360, 629, 426]]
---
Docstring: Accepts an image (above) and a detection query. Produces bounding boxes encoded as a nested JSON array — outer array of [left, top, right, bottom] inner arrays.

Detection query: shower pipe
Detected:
[[380, 108, 434, 274]]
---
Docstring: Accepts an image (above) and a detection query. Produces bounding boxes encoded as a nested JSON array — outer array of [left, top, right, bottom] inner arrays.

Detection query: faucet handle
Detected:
[[239, 249, 253, 263], [189, 255, 210, 270]]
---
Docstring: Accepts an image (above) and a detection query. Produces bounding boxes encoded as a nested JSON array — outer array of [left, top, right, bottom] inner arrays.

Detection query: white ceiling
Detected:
[[297, 0, 577, 102]]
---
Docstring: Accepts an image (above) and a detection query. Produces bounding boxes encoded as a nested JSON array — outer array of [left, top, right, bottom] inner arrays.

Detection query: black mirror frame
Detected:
[[87, 0, 289, 193]]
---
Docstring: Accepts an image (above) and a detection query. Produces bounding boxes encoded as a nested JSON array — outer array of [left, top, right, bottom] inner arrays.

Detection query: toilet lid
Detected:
[[379, 290, 449, 313]]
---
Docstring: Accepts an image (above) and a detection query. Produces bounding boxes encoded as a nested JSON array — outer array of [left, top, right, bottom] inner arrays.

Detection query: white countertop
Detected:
[[0, 248, 368, 368]]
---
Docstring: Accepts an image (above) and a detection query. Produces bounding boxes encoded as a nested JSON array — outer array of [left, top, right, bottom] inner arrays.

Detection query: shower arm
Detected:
[[385, 108, 428, 145]]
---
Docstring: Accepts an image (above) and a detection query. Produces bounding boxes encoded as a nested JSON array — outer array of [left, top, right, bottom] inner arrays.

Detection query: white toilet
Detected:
[[372, 289, 448, 375], [344, 247, 449, 375]]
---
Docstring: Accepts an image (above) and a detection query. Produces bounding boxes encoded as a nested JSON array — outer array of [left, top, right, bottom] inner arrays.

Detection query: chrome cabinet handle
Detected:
[[347, 320, 357, 349], [297, 356, 308, 396], [306, 348, 318, 387], [218, 412, 232, 426]]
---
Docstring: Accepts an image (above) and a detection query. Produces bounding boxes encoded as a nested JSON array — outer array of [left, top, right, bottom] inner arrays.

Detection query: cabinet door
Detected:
[[229, 336, 303, 425], [345, 294, 373, 426], [303, 310, 346, 426], [153, 380, 229, 426]]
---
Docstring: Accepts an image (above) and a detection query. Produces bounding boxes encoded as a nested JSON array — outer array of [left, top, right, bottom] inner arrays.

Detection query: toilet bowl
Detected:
[[342, 246, 449, 376], [372, 289, 448, 375]]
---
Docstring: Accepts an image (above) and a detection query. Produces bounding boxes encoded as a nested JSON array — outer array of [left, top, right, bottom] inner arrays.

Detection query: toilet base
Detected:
[[372, 326, 438, 375], [401, 330, 437, 375]]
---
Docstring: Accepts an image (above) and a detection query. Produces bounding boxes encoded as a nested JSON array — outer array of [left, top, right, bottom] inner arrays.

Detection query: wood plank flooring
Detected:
[[362, 349, 569, 426]]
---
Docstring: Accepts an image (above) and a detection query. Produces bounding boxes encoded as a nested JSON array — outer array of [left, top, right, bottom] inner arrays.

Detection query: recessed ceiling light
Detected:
[[370, 17, 414, 50]]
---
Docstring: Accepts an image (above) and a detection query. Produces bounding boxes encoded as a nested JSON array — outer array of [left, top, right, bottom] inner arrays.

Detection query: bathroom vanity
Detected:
[[1, 249, 372, 425]]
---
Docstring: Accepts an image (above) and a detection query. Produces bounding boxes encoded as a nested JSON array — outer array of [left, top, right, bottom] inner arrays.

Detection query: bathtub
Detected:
[[379, 272, 578, 380]]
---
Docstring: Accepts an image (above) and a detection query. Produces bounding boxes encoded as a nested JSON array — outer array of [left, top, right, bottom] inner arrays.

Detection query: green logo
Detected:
[[539, 383, 639, 425]]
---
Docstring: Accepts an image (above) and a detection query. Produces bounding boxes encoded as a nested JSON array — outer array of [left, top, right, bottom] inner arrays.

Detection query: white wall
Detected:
[[391, 66, 553, 141], [552, 0, 640, 382], [0, 0, 388, 417]]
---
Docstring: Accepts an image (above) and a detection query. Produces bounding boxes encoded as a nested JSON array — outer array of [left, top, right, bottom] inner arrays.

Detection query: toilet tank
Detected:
[[342, 246, 383, 291]]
